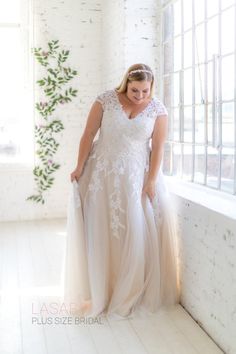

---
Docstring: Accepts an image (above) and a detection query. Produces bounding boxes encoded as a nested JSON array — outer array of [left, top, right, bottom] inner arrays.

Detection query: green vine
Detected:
[[26, 40, 78, 204]]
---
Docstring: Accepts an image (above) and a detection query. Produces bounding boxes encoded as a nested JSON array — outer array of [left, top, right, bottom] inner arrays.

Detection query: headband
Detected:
[[128, 69, 153, 76]]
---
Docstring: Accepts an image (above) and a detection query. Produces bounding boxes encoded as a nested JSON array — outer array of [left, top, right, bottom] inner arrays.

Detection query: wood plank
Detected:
[[17, 223, 48, 354], [106, 315, 148, 354], [166, 305, 224, 354], [0, 219, 227, 354], [0, 227, 22, 354]]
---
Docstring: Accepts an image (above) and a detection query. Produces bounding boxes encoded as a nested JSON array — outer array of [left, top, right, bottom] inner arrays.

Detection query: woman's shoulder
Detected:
[[152, 95, 164, 104], [96, 88, 114, 99], [152, 96, 168, 117], [95, 89, 115, 110]]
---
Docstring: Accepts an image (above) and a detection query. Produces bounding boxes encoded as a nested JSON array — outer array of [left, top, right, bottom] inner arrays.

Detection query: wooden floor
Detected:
[[0, 218, 224, 354]]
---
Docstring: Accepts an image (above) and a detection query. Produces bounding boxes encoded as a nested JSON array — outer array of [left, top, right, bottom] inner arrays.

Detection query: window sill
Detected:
[[165, 176, 236, 221], [0, 162, 34, 172]]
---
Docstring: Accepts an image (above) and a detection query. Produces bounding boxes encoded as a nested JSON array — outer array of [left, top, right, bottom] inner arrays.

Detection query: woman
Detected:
[[63, 63, 180, 318]]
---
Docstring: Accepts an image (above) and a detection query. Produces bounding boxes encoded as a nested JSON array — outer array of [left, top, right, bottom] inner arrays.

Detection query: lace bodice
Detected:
[[79, 89, 168, 239], [96, 89, 167, 116], [94, 89, 168, 160]]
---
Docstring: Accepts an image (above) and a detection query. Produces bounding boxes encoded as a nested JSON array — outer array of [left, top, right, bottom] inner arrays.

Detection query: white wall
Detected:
[[0, 0, 103, 221], [0, 0, 162, 222], [100, 0, 162, 96], [173, 193, 236, 354]]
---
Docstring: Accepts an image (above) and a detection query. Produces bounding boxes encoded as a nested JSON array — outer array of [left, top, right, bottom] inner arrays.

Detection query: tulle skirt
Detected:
[[61, 156, 180, 319]]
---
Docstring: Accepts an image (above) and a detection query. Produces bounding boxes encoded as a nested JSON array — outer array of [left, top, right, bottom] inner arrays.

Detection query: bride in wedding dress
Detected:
[[62, 63, 180, 318]]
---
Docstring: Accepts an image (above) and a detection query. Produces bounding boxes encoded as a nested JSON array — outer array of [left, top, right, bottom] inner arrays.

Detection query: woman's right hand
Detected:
[[70, 167, 83, 183]]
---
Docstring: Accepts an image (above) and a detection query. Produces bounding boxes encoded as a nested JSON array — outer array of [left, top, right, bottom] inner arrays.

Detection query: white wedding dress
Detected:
[[62, 89, 180, 318]]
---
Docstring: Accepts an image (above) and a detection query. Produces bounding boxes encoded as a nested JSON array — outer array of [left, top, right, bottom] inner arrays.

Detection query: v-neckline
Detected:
[[113, 89, 153, 121]]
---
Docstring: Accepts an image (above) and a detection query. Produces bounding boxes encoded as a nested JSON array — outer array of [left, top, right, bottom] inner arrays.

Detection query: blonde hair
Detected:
[[115, 63, 155, 98]]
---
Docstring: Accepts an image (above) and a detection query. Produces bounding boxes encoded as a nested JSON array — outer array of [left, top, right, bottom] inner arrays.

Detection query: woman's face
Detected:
[[126, 80, 151, 104]]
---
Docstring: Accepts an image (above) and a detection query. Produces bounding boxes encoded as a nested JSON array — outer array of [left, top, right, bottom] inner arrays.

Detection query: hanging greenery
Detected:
[[26, 40, 78, 204]]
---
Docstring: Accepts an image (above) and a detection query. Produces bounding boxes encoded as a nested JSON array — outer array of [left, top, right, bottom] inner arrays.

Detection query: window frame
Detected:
[[0, 0, 34, 169], [161, 0, 236, 195]]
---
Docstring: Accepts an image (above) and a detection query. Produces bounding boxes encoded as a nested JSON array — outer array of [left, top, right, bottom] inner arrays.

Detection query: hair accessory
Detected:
[[128, 69, 152, 76]]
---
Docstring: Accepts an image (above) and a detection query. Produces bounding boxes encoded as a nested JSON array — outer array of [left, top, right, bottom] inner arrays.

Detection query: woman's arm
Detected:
[[142, 115, 168, 200], [148, 114, 168, 181], [71, 101, 103, 182]]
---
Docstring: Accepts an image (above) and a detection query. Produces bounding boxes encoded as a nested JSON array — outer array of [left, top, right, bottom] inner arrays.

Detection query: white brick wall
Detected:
[[0, 0, 103, 221], [173, 194, 236, 354], [0, 0, 162, 222], [100, 0, 163, 96]]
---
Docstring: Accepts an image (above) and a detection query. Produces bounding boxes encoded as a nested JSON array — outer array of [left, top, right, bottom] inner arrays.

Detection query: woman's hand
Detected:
[[70, 166, 83, 182], [142, 179, 156, 202]]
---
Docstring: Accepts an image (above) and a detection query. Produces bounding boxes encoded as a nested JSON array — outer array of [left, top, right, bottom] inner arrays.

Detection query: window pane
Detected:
[[221, 148, 234, 193], [222, 102, 234, 146], [207, 146, 219, 188], [167, 108, 173, 139], [184, 69, 192, 105], [0, 28, 28, 161], [221, 0, 235, 10], [173, 143, 182, 176], [195, 105, 205, 143], [174, 36, 182, 71], [183, 0, 192, 31], [0, 27, 24, 129], [194, 0, 205, 24], [164, 41, 173, 74], [194, 145, 205, 183], [0, 125, 19, 158], [174, 73, 180, 107], [0, 0, 20, 23], [164, 5, 173, 42], [221, 8, 234, 55], [174, 0, 181, 36], [195, 24, 205, 63], [163, 142, 172, 175], [164, 75, 172, 108], [222, 55, 234, 101], [173, 108, 180, 141], [195, 65, 204, 104], [184, 106, 193, 142], [207, 0, 219, 17], [184, 30, 192, 68], [183, 144, 192, 180], [0, 18, 32, 163], [207, 16, 219, 60], [207, 61, 213, 102], [207, 103, 213, 144]]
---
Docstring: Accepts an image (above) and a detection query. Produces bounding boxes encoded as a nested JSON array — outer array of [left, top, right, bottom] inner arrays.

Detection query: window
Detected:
[[0, 0, 33, 165], [162, 0, 236, 195]]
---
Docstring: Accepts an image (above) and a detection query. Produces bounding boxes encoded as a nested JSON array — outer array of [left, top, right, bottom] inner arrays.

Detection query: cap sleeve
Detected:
[[154, 98, 168, 117], [95, 91, 108, 111]]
